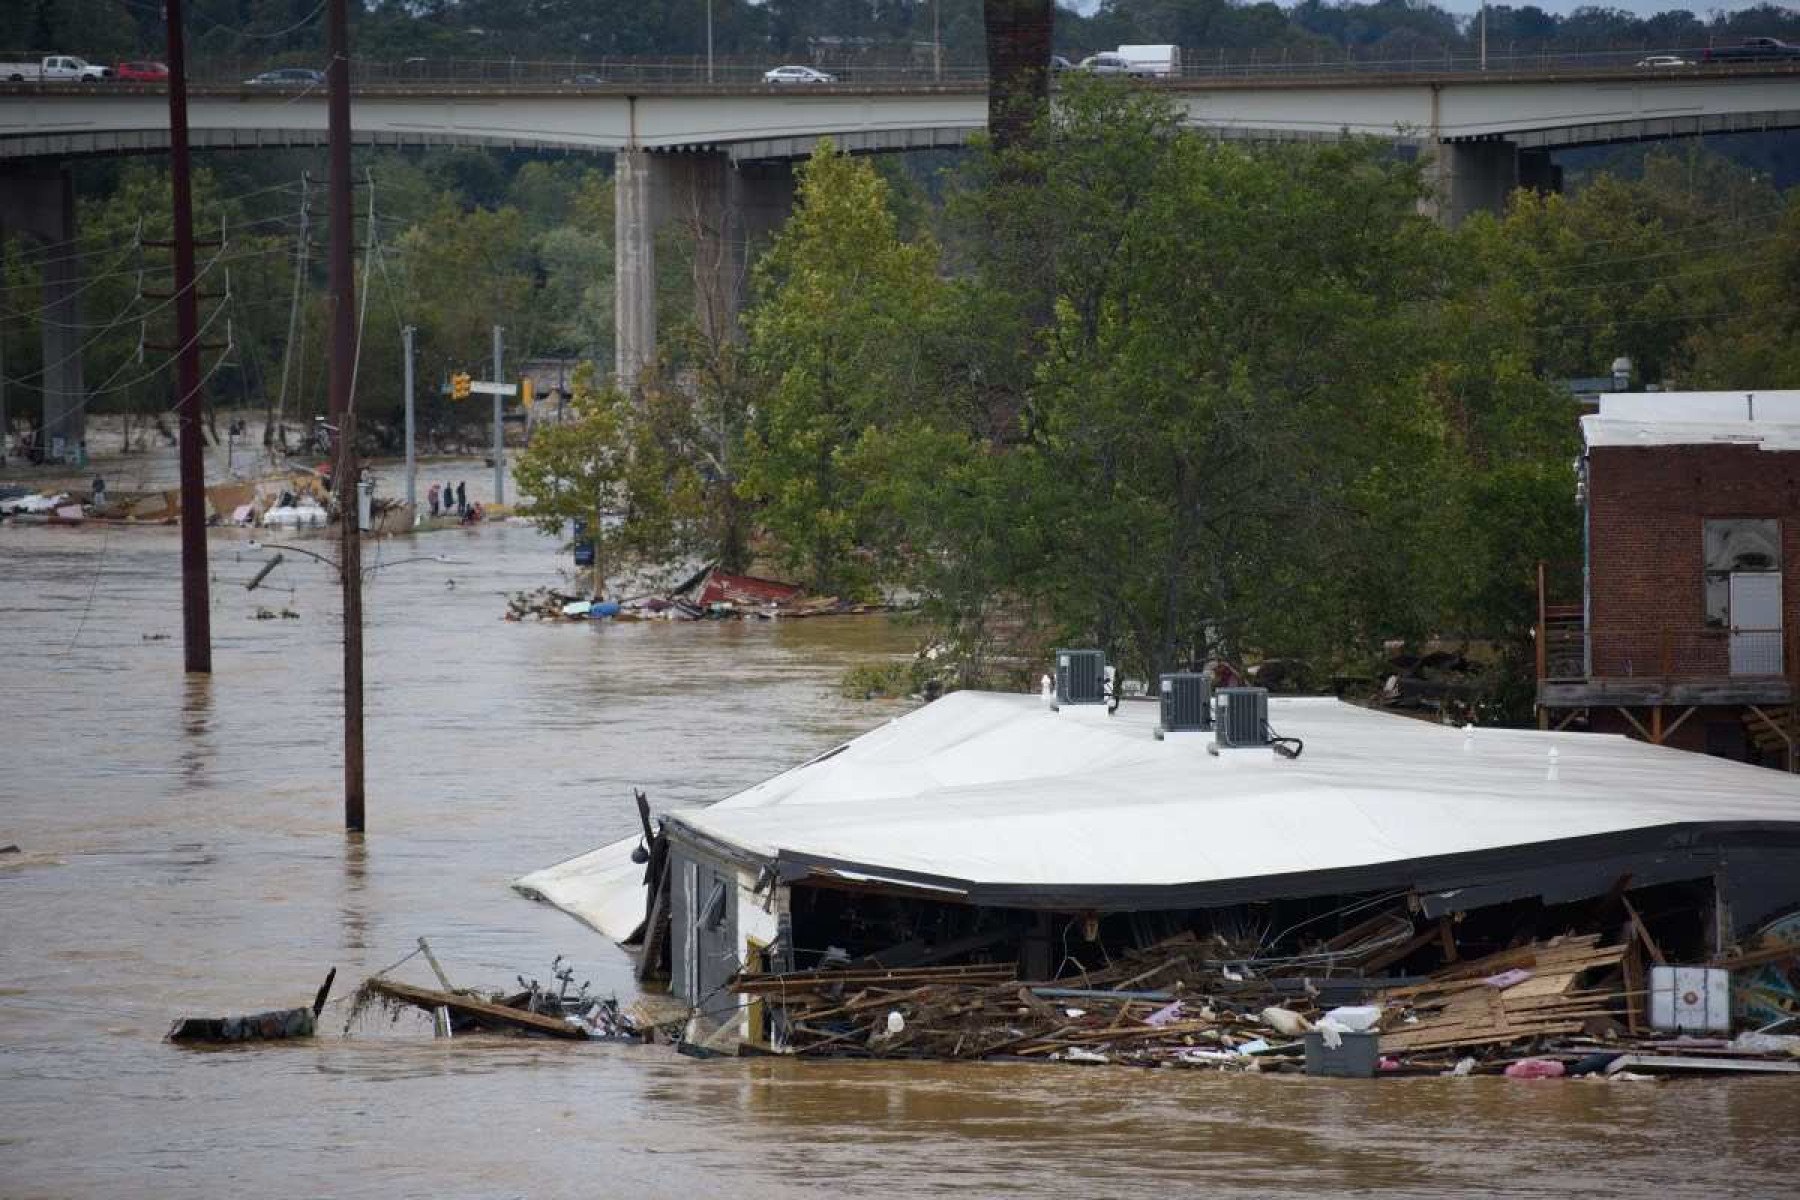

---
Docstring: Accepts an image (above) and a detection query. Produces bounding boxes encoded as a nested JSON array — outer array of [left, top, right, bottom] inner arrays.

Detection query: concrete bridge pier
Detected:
[[0, 164, 86, 456], [613, 148, 795, 387], [1434, 139, 1562, 227]]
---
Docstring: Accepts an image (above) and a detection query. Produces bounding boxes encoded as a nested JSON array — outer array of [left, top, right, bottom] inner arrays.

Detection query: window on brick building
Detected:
[[1703, 518, 1780, 627]]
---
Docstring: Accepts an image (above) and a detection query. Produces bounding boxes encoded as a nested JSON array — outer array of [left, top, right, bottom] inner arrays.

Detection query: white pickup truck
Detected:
[[0, 56, 112, 83]]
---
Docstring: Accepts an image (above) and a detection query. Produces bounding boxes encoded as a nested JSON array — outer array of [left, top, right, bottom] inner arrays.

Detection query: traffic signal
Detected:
[[450, 371, 471, 400]]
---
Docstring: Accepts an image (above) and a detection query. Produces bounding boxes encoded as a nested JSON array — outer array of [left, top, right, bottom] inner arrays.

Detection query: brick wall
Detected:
[[1587, 444, 1800, 678]]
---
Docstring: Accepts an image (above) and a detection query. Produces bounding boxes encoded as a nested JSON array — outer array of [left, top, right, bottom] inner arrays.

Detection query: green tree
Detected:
[[513, 364, 705, 596], [741, 142, 950, 596], [951, 83, 1452, 682], [395, 201, 535, 444]]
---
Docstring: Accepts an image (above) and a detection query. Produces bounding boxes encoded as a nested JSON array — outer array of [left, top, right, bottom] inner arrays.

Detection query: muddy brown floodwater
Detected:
[[3, 498, 1797, 1199]]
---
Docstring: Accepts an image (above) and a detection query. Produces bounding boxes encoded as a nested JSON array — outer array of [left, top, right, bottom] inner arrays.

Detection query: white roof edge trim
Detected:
[[820, 869, 969, 896]]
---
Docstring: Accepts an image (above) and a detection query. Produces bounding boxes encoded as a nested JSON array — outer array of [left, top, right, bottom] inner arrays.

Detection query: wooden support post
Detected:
[[1622, 938, 1645, 1034], [1437, 915, 1459, 963], [1651, 704, 1663, 744], [1620, 895, 1666, 966], [1615, 706, 1653, 743], [1748, 705, 1796, 773]]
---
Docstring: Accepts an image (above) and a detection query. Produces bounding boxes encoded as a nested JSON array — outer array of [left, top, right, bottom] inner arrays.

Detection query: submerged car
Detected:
[[762, 65, 835, 84], [245, 67, 325, 87]]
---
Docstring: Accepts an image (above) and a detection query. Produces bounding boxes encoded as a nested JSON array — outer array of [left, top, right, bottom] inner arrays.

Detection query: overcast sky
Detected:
[[1433, 1, 1788, 14], [1061, 2, 1793, 18]]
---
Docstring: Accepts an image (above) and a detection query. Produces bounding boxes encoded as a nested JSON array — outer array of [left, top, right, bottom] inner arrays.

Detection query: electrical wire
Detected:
[[0, 237, 240, 386], [0, 241, 289, 297], [117, 0, 327, 42]]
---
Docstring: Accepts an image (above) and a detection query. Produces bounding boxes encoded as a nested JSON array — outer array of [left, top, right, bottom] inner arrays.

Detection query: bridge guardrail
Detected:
[[6, 46, 1795, 91]]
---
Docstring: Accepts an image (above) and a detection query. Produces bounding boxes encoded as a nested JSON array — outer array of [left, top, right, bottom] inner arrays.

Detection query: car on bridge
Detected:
[[0, 55, 110, 82], [115, 61, 169, 83], [1634, 54, 1691, 68], [1701, 37, 1800, 63], [762, 65, 836, 85], [245, 67, 325, 87]]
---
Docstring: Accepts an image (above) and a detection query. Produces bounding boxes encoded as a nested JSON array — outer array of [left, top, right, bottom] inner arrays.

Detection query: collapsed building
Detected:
[[518, 662, 1800, 1058]]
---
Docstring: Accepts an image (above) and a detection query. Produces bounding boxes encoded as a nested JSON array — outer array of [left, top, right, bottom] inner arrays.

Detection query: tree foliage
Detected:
[[512, 364, 707, 595], [741, 143, 951, 596]]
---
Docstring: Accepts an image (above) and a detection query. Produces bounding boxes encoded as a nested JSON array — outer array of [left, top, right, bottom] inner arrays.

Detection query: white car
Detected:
[[763, 65, 836, 85], [1076, 52, 1131, 76], [1635, 54, 1691, 68]]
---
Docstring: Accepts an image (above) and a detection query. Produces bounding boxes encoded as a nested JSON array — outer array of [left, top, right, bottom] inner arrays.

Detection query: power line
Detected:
[[117, 0, 328, 43], [0, 279, 230, 398]]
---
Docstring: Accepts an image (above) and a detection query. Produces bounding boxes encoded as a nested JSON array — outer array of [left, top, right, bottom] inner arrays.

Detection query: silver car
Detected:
[[763, 65, 836, 85], [245, 67, 325, 87]]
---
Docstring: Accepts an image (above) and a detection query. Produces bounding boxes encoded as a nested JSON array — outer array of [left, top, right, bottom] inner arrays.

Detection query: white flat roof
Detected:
[[520, 691, 1800, 938], [1584, 390, 1800, 449]]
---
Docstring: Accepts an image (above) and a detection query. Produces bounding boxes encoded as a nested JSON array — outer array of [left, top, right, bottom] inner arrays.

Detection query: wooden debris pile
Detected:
[[726, 927, 1800, 1074], [727, 933, 1395, 1068], [1376, 934, 1628, 1054], [503, 586, 583, 622]]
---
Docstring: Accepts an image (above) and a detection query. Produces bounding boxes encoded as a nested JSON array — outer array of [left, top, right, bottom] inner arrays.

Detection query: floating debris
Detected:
[[168, 969, 335, 1045]]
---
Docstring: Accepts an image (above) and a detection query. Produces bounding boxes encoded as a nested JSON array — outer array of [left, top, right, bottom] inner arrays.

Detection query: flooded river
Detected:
[[3, 490, 1796, 1198]]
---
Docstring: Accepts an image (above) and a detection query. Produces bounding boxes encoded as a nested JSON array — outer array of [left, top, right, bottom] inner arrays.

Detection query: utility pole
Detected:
[[492, 324, 505, 506], [1480, 5, 1488, 71], [706, 0, 714, 84], [1, 277, 8, 464], [326, 0, 365, 832], [165, 0, 212, 674], [402, 324, 416, 513]]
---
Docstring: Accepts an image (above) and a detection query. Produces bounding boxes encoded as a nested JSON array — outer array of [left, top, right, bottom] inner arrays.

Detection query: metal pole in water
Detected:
[[166, 0, 212, 674], [492, 324, 504, 507], [327, 0, 365, 832], [403, 323, 416, 513]]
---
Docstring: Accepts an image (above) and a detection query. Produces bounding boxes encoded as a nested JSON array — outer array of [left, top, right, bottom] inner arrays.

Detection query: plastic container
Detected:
[[1303, 1030, 1380, 1078]]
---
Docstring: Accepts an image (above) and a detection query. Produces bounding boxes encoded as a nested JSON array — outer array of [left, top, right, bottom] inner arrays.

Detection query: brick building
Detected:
[[1537, 391, 1800, 768]]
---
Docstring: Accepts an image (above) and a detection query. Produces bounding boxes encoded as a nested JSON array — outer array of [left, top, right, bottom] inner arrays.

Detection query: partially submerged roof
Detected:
[[519, 692, 1800, 939], [1583, 390, 1800, 450]]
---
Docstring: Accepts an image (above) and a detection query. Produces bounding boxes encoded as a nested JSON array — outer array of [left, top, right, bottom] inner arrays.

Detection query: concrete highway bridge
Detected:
[[3, 65, 1796, 450]]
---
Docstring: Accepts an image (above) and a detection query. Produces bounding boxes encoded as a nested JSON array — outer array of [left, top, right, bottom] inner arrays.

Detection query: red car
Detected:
[[115, 61, 169, 82]]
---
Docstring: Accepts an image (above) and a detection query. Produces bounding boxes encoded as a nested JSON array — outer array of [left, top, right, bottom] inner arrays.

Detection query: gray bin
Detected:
[[1302, 1031, 1380, 1078]]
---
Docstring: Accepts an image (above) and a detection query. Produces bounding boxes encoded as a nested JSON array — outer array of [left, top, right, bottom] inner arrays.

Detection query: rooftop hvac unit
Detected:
[[1213, 687, 1270, 749], [1156, 672, 1211, 737], [1055, 649, 1108, 706]]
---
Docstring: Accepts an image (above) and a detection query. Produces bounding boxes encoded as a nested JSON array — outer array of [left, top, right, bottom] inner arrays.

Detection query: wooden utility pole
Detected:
[[165, 0, 211, 674], [326, 0, 365, 831]]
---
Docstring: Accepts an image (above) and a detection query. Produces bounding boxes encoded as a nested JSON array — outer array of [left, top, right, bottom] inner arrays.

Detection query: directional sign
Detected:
[[470, 380, 518, 397]]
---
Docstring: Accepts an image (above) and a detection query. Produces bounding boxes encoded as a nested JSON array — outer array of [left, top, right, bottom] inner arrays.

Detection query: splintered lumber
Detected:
[[1376, 937, 1630, 1052], [1711, 941, 1800, 972], [365, 978, 587, 1040]]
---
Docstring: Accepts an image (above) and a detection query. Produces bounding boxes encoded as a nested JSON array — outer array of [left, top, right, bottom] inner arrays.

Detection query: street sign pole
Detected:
[[491, 324, 504, 507]]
